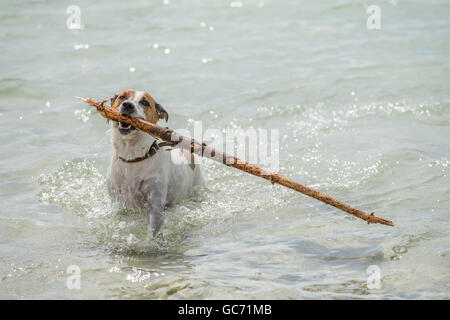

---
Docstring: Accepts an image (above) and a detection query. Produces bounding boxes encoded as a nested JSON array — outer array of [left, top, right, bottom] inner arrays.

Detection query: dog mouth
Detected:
[[117, 121, 135, 134]]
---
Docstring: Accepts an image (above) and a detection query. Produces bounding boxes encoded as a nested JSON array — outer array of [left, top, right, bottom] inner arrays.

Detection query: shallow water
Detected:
[[1, 0, 449, 299]]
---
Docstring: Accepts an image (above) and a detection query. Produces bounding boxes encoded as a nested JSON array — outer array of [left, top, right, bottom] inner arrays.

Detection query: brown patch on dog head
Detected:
[[140, 92, 169, 124], [111, 89, 135, 109]]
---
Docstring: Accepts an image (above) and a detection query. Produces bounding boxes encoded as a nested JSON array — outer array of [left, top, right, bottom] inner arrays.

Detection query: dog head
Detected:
[[110, 89, 168, 136]]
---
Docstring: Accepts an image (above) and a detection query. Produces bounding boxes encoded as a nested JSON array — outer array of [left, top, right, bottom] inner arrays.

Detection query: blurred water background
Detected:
[[0, 0, 449, 299]]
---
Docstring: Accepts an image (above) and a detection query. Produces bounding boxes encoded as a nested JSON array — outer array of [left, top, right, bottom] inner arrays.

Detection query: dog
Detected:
[[106, 89, 203, 235]]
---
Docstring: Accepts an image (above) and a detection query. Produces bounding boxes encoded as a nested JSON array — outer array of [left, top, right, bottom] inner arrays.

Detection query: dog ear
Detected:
[[155, 102, 169, 122], [110, 94, 118, 105]]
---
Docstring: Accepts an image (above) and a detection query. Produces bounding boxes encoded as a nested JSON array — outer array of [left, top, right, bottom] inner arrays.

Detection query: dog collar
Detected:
[[118, 141, 172, 163]]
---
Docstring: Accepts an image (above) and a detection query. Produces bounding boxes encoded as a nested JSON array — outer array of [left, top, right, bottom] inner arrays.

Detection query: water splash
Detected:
[[36, 157, 294, 255]]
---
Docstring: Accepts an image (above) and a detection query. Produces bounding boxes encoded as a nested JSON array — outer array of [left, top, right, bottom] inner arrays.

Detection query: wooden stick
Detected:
[[77, 97, 394, 227]]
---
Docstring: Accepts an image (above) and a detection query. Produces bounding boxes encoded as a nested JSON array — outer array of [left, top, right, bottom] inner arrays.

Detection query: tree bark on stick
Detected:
[[77, 97, 394, 227]]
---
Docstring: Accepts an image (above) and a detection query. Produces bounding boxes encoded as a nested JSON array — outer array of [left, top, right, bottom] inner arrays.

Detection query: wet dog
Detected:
[[107, 89, 203, 235]]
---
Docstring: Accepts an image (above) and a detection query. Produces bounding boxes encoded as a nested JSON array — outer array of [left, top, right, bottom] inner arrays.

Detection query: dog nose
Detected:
[[120, 101, 135, 115]]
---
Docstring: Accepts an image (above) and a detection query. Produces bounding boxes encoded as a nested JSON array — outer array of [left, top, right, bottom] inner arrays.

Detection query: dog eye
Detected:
[[140, 100, 150, 107], [119, 96, 126, 100]]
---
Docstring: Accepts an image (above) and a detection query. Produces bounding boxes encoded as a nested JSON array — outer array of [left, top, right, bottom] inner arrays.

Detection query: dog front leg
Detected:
[[144, 188, 167, 237], [148, 207, 164, 236]]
